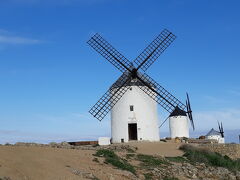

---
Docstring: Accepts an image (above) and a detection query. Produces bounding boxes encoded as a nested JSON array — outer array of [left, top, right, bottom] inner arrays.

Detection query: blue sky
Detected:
[[0, 0, 240, 143]]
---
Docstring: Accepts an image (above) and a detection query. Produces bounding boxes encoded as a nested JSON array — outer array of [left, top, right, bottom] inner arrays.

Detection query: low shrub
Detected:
[[125, 146, 137, 153], [94, 149, 118, 159], [180, 144, 240, 172], [136, 154, 169, 167], [94, 149, 136, 174], [165, 156, 187, 163], [144, 173, 153, 180], [126, 153, 135, 159]]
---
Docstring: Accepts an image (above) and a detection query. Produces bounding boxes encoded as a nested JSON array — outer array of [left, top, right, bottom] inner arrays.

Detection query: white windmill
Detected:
[[88, 29, 194, 143], [206, 122, 225, 143]]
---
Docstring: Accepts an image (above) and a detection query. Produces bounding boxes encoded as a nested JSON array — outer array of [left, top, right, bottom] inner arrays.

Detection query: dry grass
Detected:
[[180, 144, 240, 172]]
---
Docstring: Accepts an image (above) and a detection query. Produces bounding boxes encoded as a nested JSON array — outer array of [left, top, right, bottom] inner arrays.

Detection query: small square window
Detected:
[[130, 105, 134, 111]]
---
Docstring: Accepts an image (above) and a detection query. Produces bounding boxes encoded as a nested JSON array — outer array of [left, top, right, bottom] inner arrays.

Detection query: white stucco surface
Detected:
[[206, 135, 225, 144], [98, 137, 111, 146], [111, 85, 159, 143], [169, 116, 189, 138]]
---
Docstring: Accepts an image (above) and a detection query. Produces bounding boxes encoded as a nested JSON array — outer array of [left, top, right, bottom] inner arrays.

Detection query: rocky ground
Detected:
[[0, 142, 239, 180], [143, 160, 240, 180]]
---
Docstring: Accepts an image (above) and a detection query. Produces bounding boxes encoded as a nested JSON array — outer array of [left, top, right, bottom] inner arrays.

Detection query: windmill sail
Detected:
[[89, 73, 131, 121], [87, 33, 132, 73], [136, 73, 186, 113], [134, 29, 176, 72], [88, 30, 193, 125]]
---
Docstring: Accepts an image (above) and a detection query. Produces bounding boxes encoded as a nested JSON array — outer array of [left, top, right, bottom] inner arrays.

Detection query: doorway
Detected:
[[128, 123, 137, 140]]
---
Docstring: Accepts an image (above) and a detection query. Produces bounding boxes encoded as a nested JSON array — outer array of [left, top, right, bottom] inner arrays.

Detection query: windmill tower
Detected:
[[110, 73, 159, 143], [206, 122, 225, 143], [88, 29, 194, 143], [168, 94, 194, 138]]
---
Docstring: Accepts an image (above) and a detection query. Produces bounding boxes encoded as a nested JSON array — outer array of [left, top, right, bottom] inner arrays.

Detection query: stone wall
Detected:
[[199, 144, 240, 159]]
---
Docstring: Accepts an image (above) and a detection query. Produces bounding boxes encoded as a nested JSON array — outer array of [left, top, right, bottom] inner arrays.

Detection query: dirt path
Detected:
[[0, 146, 131, 180], [124, 141, 184, 157], [0, 142, 184, 180]]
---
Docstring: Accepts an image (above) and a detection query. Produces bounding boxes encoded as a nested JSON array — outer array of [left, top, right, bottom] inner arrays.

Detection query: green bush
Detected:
[[136, 154, 169, 167], [165, 156, 187, 163], [94, 149, 118, 159], [126, 153, 135, 159], [180, 144, 240, 172], [144, 173, 153, 180], [94, 149, 136, 174], [126, 147, 136, 153]]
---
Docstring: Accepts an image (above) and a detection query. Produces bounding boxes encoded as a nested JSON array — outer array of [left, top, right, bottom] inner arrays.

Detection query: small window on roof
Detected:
[[130, 105, 134, 111]]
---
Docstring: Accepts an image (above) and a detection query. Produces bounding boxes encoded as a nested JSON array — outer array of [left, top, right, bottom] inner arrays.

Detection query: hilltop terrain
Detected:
[[0, 142, 239, 180]]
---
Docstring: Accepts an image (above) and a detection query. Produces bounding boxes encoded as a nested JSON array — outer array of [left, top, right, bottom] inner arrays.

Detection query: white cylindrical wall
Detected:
[[169, 116, 189, 138], [206, 135, 225, 144], [111, 86, 159, 143], [218, 138, 225, 144]]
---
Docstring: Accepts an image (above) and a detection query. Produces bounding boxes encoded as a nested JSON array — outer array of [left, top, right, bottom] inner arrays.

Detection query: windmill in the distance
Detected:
[[206, 121, 225, 143], [88, 29, 194, 143], [159, 92, 194, 138]]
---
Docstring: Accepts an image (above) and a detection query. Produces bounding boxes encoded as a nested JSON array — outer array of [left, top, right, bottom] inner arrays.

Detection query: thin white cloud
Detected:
[[0, 35, 42, 44], [0, 29, 43, 45], [194, 108, 240, 130]]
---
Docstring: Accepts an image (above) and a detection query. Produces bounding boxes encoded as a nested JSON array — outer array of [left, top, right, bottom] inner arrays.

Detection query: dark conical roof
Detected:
[[206, 128, 221, 136], [110, 71, 155, 89], [169, 106, 187, 117]]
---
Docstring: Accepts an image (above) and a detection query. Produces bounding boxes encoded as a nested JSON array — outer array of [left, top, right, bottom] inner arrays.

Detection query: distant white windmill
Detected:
[[206, 122, 225, 143]]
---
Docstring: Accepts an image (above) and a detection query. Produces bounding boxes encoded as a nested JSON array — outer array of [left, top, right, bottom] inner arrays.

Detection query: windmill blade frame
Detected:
[[218, 121, 221, 131], [87, 33, 132, 73], [89, 73, 132, 121], [88, 30, 193, 125], [218, 121, 224, 138], [221, 122, 224, 137], [159, 116, 170, 128], [186, 93, 195, 130], [134, 29, 176, 72], [136, 73, 186, 113]]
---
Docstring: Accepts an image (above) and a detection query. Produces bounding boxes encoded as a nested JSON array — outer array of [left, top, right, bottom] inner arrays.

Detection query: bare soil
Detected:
[[128, 141, 183, 157], [0, 142, 182, 180]]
